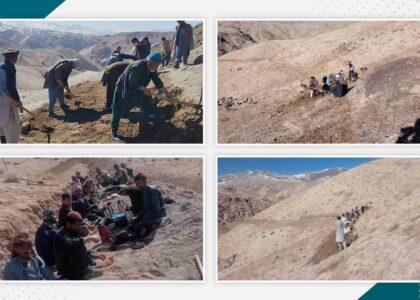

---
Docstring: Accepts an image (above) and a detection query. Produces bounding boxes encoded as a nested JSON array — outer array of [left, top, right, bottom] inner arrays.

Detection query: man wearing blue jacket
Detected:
[[3, 233, 56, 280]]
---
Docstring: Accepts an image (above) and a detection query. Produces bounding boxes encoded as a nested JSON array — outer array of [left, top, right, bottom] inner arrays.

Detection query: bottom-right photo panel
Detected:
[[217, 157, 419, 281]]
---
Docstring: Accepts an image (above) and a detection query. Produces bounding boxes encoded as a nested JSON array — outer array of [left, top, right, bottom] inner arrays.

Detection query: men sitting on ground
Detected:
[[101, 61, 131, 111], [120, 162, 134, 179], [119, 173, 166, 237], [58, 193, 72, 228], [43, 58, 79, 117], [335, 216, 346, 251], [110, 52, 172, 142], [35, 208, 58, 270], [95, 167, 117, 187], [309, 76, 320, 98], [114, 163, 129, 184], [53, 211, 100, 280], [71, 186, 89, 219], [3, 233, 56, 280], [82, 177, 96, 194]]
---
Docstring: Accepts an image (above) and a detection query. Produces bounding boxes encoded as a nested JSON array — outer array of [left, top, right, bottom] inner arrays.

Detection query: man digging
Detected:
[[110, 52, 172, 142]]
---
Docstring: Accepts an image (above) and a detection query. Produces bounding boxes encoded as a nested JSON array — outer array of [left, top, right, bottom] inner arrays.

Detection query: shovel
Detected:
[[154, 94, 203, 110]]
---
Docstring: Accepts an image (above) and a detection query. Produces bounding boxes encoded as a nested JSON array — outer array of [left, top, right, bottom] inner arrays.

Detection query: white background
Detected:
[[1, 0, 420, 299]]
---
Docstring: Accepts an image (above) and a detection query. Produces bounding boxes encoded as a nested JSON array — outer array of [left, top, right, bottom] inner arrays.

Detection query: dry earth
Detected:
[[218, 21, 420, 143]]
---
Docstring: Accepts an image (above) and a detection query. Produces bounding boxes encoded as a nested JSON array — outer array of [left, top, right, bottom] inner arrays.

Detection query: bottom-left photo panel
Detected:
[[0, 157, 203, 281]]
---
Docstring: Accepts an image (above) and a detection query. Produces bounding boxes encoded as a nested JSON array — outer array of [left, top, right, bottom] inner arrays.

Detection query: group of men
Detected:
[[2, 164, 167, 280], [0, 20, 195, 144], [335, 203, 372, 251], [103, 20, 195, 141], [307, 61, 358, 98]]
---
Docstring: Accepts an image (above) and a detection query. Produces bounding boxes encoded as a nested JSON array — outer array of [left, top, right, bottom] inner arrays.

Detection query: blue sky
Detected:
[[218, 157, 378, 176]]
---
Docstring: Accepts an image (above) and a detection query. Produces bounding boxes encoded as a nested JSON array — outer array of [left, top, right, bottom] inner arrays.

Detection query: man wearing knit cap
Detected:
[[110, 52, 172, 142], [43, 58, 80, 117], [3, 233, 56, 280]]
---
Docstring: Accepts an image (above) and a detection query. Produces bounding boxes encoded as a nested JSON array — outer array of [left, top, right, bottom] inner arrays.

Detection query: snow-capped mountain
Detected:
[[218, 168, 346, 185]]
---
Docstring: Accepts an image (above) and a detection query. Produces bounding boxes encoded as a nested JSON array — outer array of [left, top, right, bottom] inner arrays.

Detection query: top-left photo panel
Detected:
[[0, 19, 204, 144]]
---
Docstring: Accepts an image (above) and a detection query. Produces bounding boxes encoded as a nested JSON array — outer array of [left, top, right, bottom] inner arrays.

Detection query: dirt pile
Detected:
[[218, 21, 420, 143], [0, 158, 203, 280], [218, 158, 420, 280], [18, 61, 203, 144]]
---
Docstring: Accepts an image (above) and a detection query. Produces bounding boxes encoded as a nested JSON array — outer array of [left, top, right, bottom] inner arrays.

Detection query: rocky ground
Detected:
[[218, 21, 420, 143]]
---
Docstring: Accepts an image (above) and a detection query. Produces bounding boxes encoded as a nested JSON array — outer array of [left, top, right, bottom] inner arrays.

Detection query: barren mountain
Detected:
[[80, 31, 174, 66], [218, 158, 420, 280], [0, 24, 100, 51], [218, 21, 351, 56], [218, 168, 345, 235], [18, 60, 203, 143], [218, 21, 420, 143], [0, 157, 203, 280]]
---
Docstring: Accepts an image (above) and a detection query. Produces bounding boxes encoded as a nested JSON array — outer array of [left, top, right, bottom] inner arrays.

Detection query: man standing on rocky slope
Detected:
[[53, 211, 100, 280], [110, 52, 172, 142], [174, 21, 194, 68], [161, 37, 172, 67], [43, 58, 79, 117], [336, 216, 346, 250], [0, 49, 24, 144]]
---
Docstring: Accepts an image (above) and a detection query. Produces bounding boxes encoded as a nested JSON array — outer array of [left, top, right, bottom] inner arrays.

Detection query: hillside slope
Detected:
[[19, 61, 203, 143], [218, 168, 345, 235], [218, 158, 420, 280], [218, 21, 351, 56], [218, 21, 420, 143], [0, 158, 203, 280]]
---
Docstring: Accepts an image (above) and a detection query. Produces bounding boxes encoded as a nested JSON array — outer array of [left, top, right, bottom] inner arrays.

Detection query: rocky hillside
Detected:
[[218, 21, 351, 56], [218, 168, 345, 235], [218, 21, 420, 143], [219, 158, 420, 280]]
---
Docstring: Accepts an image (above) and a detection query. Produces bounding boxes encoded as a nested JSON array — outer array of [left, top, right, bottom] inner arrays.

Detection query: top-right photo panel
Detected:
[[217, 21, 420, 144]]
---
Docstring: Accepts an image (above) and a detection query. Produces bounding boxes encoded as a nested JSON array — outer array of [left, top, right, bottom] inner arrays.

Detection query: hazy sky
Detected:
[[218, 158, 378, 175], [4, 20, 202, 34]]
